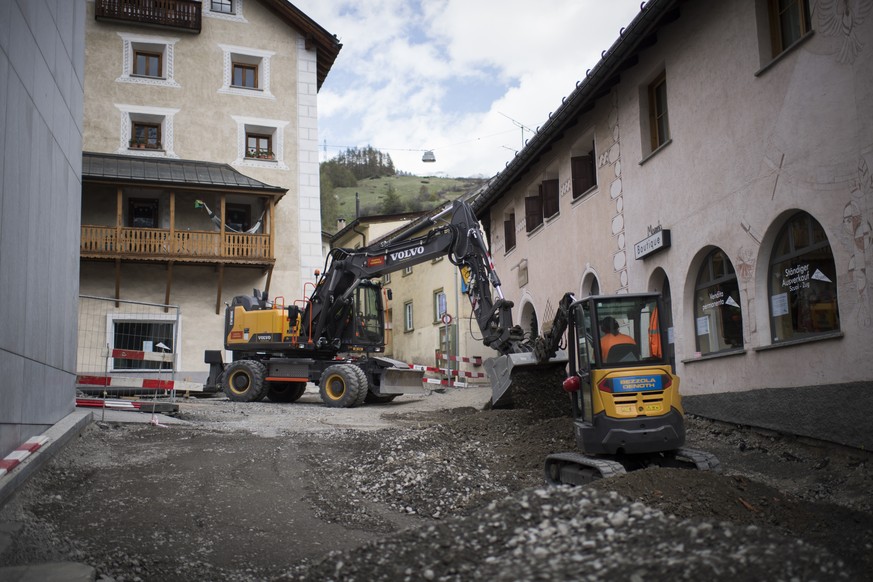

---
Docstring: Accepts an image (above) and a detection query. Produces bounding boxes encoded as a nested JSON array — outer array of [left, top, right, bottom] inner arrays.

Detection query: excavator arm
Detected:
[[305, 199, 527, 354]]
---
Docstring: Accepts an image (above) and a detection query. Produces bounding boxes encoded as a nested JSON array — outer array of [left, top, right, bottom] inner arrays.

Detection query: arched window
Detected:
[[768, 212, 839, 342], [694, 249, 744, 354]]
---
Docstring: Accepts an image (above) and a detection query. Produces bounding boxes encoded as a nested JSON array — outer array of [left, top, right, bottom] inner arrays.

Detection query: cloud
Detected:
[[294, 0, 643, 177]]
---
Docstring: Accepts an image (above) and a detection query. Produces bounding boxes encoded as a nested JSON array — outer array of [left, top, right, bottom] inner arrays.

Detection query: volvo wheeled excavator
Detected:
[[203, 199, 559, 407]]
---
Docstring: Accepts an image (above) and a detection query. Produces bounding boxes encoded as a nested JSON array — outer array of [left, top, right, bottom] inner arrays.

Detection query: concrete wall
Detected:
[[484, 0, 873, 395], [0, 0, 85, 457]]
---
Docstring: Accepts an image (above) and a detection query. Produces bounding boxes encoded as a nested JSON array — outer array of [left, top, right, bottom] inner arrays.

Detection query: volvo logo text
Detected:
[[390, 246, 424, 261]]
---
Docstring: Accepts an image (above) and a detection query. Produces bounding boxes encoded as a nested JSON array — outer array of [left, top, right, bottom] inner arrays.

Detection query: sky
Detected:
[[293, 1, 645, 178]]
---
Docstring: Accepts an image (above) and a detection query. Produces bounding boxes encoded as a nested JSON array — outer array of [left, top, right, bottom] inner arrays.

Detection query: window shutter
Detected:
[[571, 155, 594, 198], [525, 195, 542, 233], [503, 213, 516, 251], [542, 179, 559, 218]]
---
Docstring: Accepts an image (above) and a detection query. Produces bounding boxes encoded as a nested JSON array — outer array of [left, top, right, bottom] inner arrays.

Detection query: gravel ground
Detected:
[[1, 384, 871, 581]]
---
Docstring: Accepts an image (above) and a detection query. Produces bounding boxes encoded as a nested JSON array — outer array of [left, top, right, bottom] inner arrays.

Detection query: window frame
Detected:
[[128, 198, 160, 229], [107, 313, 178, 373], [503, 210, 516, 253], [220, 45, 274, 99], [768, 0, 811, 57], [131, 121, 162, 149], [525, 193, 544, 233], [433, 289, 447, 323], [211, 0, 234, 14], [133, 49, 162, 78], [767, 212, 840, 343], [245, 132, 272, 159], [404, 301, 414, 332], [232, 61, 259, 89], [693, 249, 744, 355], [541, 179, 560, 220], [648, 72, 670, 152]]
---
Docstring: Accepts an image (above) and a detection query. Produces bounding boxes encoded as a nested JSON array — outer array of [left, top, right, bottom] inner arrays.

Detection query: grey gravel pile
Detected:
[[286, 485, 846, 582]]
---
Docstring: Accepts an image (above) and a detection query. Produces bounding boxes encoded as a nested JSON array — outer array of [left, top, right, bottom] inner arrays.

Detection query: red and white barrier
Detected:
[[76, 375, 204, 392], [0, 435, 50, 478], [110, 348, 174, 363], [422, 378, 477, 388], [435, 352, 482, 366]]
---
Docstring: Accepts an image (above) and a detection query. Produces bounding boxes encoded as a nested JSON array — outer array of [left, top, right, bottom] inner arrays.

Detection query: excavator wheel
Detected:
[[318, 364, 365, 408], [347, 365, 370, 407], [222, 360, 268, 402], [266, 381, 307, 403]]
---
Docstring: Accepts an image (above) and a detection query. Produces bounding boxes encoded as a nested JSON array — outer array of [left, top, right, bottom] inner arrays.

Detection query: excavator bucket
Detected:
[[484, 351, 569, 408], [378, 366, 428, 395]]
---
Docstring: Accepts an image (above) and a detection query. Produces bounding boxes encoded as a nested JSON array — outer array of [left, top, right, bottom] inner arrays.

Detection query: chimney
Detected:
[[336, 218, 346, 230]]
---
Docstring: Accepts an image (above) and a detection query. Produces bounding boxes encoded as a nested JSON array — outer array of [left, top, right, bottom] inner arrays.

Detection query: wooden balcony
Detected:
[[95, 0, 202, 33], [81, 226, 273, 266]]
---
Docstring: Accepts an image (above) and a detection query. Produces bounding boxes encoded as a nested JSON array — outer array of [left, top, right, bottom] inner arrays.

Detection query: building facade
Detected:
[[0, 0, 86, 457], [474, 0, 873, 394], [80, 0, 339, 380]]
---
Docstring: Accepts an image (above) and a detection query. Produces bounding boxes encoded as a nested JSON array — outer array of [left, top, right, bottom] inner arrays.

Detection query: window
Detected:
[[434, 289, 447, 322], [128, 198, 159, 228], [525, 192, 543, 233], [246, 132, 272, 159], [571, 143, 597, 199], [403, 266, 413, 276], [112, 320, 174, 371], [220, 46, 274, 98], [541, 179, 559, 219], [226, 204, 251, 232], [382, 273, 391, 284], [133, 50, 161, 78], [648, 72, 670, 151], [769, 212, 839, 343], [693, 249, 744, 354], [404, 301, 414, 332], [233, 62, 258, 89], [504, 211, 516, 253], [211, 0, 233, 13], [131, 121, 161, 149], [769, 0, 811, 57], [118, 34, 179, 88]]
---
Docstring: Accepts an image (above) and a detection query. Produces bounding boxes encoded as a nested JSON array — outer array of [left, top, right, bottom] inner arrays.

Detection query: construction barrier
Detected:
[[407, 351, 488, 389], [77, 295, 189, 404]]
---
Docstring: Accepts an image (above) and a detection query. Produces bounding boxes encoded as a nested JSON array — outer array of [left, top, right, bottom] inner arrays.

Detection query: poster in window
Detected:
[[771, 293, 789, 317], [696, 316, 710, 336]]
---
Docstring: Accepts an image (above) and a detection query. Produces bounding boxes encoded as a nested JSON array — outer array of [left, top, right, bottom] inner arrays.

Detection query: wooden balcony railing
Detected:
[[95, 0, 202, 33], [81, 226, 272, 264]]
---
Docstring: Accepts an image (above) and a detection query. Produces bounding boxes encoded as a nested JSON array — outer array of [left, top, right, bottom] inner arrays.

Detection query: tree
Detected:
[[319, 167, 341, 232], [379, 182, 404, 214]]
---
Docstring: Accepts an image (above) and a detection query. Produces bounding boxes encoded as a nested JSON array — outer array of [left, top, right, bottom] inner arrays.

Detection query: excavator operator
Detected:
[[599, 316, 636, 361]]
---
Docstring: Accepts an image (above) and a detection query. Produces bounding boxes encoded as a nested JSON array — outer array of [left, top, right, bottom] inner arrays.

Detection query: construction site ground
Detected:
[[1, 382, 871, 581]]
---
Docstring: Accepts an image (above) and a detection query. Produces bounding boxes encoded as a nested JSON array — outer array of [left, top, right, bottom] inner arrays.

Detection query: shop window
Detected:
[[541, 179, 559, 219], [693, 249, 744, 354], [404, 301, 414, 332], [768, 212, 839, 342], [504, 211, 516, 253], [571, 143, 597, 199], [648, 72, 670, 151], [128, 198, 159, 228]]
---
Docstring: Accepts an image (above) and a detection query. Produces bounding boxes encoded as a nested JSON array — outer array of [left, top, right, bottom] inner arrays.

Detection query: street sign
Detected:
[[441, 313, 453, 325]]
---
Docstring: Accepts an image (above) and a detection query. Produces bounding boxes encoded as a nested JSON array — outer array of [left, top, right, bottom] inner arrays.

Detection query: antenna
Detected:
[[499, 112, 534, 150]]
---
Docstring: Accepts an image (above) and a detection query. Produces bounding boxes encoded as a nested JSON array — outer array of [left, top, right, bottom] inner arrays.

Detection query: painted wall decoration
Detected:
[[817, 0, 872, 64], [842, 157, 873, 326], [599, 90, 628, 293]]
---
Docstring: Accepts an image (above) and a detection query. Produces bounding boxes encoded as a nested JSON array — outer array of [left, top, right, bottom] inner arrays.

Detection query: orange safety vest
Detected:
[[601, 333, 636, 359], [649, 306, 662, 358]]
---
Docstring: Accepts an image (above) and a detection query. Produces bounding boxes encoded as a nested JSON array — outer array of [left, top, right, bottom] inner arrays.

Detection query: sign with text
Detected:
[[634, 229, 671, 260]]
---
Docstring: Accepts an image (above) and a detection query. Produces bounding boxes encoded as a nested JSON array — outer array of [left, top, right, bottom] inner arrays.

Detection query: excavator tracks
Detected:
[[544, 452, 627, 486], [544, 448, 721, 486]]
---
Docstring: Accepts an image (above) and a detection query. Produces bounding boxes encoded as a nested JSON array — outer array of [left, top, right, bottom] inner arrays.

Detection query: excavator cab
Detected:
[[564, 293, 685, 455], [339, 280, 386, 351]]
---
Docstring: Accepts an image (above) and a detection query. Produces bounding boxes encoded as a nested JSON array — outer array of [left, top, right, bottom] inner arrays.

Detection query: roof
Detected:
[[82, 152, 288, 196], [262, 0, 342, 90], [472, 0, 679, 214]]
